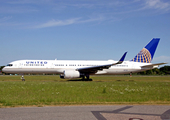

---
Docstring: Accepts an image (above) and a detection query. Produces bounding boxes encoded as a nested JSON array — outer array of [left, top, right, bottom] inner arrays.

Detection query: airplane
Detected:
[[2, 38, 166, 81]]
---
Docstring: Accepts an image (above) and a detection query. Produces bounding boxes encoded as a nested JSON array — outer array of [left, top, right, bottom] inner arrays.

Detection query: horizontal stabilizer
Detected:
[[141, 63, 167, 68]]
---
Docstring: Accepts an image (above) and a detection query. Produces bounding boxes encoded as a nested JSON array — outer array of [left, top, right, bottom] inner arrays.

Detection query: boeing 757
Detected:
[[2, 38, 166, 81]]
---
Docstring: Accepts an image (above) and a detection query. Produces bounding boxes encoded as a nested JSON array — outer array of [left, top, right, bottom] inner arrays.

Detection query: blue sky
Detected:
[[0, 0, 170, 66]]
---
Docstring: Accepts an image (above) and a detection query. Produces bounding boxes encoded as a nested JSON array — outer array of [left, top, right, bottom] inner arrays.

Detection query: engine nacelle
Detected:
[[60, 70, 80, 79]]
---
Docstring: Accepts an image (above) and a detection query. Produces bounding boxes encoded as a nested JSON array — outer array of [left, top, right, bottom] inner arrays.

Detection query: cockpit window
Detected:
[[7, 64, 13, 66]]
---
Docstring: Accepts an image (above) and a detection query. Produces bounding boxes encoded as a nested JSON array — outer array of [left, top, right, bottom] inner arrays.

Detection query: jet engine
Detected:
[[60, 70, 80, 79]]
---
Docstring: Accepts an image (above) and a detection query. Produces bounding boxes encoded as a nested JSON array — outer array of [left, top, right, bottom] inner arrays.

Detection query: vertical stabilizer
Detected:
[[131, 38, 160, 63]]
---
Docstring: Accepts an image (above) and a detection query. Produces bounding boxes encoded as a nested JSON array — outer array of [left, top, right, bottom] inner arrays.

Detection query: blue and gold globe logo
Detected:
[[131, 48, 152, 63]]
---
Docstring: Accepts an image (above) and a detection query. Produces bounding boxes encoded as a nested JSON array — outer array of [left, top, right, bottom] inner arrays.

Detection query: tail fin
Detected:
[[131, 38, 160, 63]]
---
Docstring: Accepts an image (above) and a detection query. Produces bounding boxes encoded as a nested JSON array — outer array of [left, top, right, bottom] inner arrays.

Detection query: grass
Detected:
[[0, 75, 170, 107]]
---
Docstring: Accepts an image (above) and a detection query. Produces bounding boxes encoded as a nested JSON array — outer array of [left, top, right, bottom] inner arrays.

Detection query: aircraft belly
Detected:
[[95, 69, 129, 75], [107, 69, 129, 75], [96, 68, 141, 75], [3, 68, 63, 74]]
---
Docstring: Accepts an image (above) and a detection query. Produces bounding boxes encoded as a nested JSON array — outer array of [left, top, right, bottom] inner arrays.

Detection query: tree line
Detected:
[[0, 65, 170, 75], [133, 66, 170, 75]]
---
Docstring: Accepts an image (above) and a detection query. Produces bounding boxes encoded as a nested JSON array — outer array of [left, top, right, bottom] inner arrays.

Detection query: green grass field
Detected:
[[0, 75, 170, 107]]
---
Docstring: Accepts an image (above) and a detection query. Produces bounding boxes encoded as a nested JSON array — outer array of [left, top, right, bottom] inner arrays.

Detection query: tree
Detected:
[[159, 66, 170, 75], [0, 66, 5, 74], [0, 66, 5, 71], [134, 66, 170, 75]]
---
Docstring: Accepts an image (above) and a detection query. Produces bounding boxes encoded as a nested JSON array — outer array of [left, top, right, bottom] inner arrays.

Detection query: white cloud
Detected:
[[153, 56, 170, 63], [144, 0, 170, 10], [79, 16, 105, 23], [0, 16, 12, 22], [33, 17, 104, 29], [34, 18, 80, 28], [7, 0, 51, 4]]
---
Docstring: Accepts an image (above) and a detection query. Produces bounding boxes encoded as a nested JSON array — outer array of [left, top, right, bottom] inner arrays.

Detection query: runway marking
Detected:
[[91, 106, 170, 120], [101, 113, 161, 120], [91, 106, 133, 120]]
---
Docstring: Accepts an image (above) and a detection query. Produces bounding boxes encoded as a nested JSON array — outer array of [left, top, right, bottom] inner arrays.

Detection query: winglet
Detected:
[[113, 52, 127, 65]]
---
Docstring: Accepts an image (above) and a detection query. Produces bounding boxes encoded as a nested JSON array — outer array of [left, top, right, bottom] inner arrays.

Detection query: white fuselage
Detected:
[[2, 59, 153, 75], [2, 38, 165, 79]]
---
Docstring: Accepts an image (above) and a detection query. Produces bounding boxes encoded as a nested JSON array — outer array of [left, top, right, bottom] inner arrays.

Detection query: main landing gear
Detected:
[[81, 75, 92, 81]]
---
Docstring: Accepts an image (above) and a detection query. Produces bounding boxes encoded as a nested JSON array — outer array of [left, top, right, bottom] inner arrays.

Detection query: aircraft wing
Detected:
[[77, 52, 127, 74], [141, 63, 167, 68]]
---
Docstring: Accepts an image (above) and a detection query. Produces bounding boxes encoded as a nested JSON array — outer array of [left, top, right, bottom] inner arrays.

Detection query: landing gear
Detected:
[[81, 74, 92, 81], [21, 75, 25, 81], [85, 74, 92, 81]]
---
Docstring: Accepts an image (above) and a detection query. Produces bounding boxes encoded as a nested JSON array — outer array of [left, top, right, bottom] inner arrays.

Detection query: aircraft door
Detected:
[[18, 63, 22, 68], [51, 63, 54, 69], [130, 62, 135, 73]]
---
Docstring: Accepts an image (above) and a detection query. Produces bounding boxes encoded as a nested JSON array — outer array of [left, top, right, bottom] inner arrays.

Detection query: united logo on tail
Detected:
[[131, 38, 160, 63]]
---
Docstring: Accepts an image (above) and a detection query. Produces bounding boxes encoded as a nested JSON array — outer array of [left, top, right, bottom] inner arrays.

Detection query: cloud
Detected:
[[79, 16, 105, 23], [0, 16, 24, 27], [144, 0, 170, 10], [0, 16, 12, 22], [7, 0, 51, 4], [34, 18, 81, 28], [0, 5, 38, 14], [153, 56, 170, 63], [1, 0, 170, 29], [33, 17, 104, 29]]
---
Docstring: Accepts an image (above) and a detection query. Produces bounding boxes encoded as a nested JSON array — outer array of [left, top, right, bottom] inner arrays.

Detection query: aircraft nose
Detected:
[[2, 67, 7, 73]]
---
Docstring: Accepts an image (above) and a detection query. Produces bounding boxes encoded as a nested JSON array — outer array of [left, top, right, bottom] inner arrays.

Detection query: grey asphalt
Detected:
[[0, 105, 170, 120]]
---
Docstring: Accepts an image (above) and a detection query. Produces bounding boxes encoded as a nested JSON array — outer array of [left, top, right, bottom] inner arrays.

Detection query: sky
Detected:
[[0, 0, 170, 66]]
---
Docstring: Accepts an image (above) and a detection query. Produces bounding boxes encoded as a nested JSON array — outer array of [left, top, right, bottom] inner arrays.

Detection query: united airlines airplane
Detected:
[[2, 38, 166, 81]]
